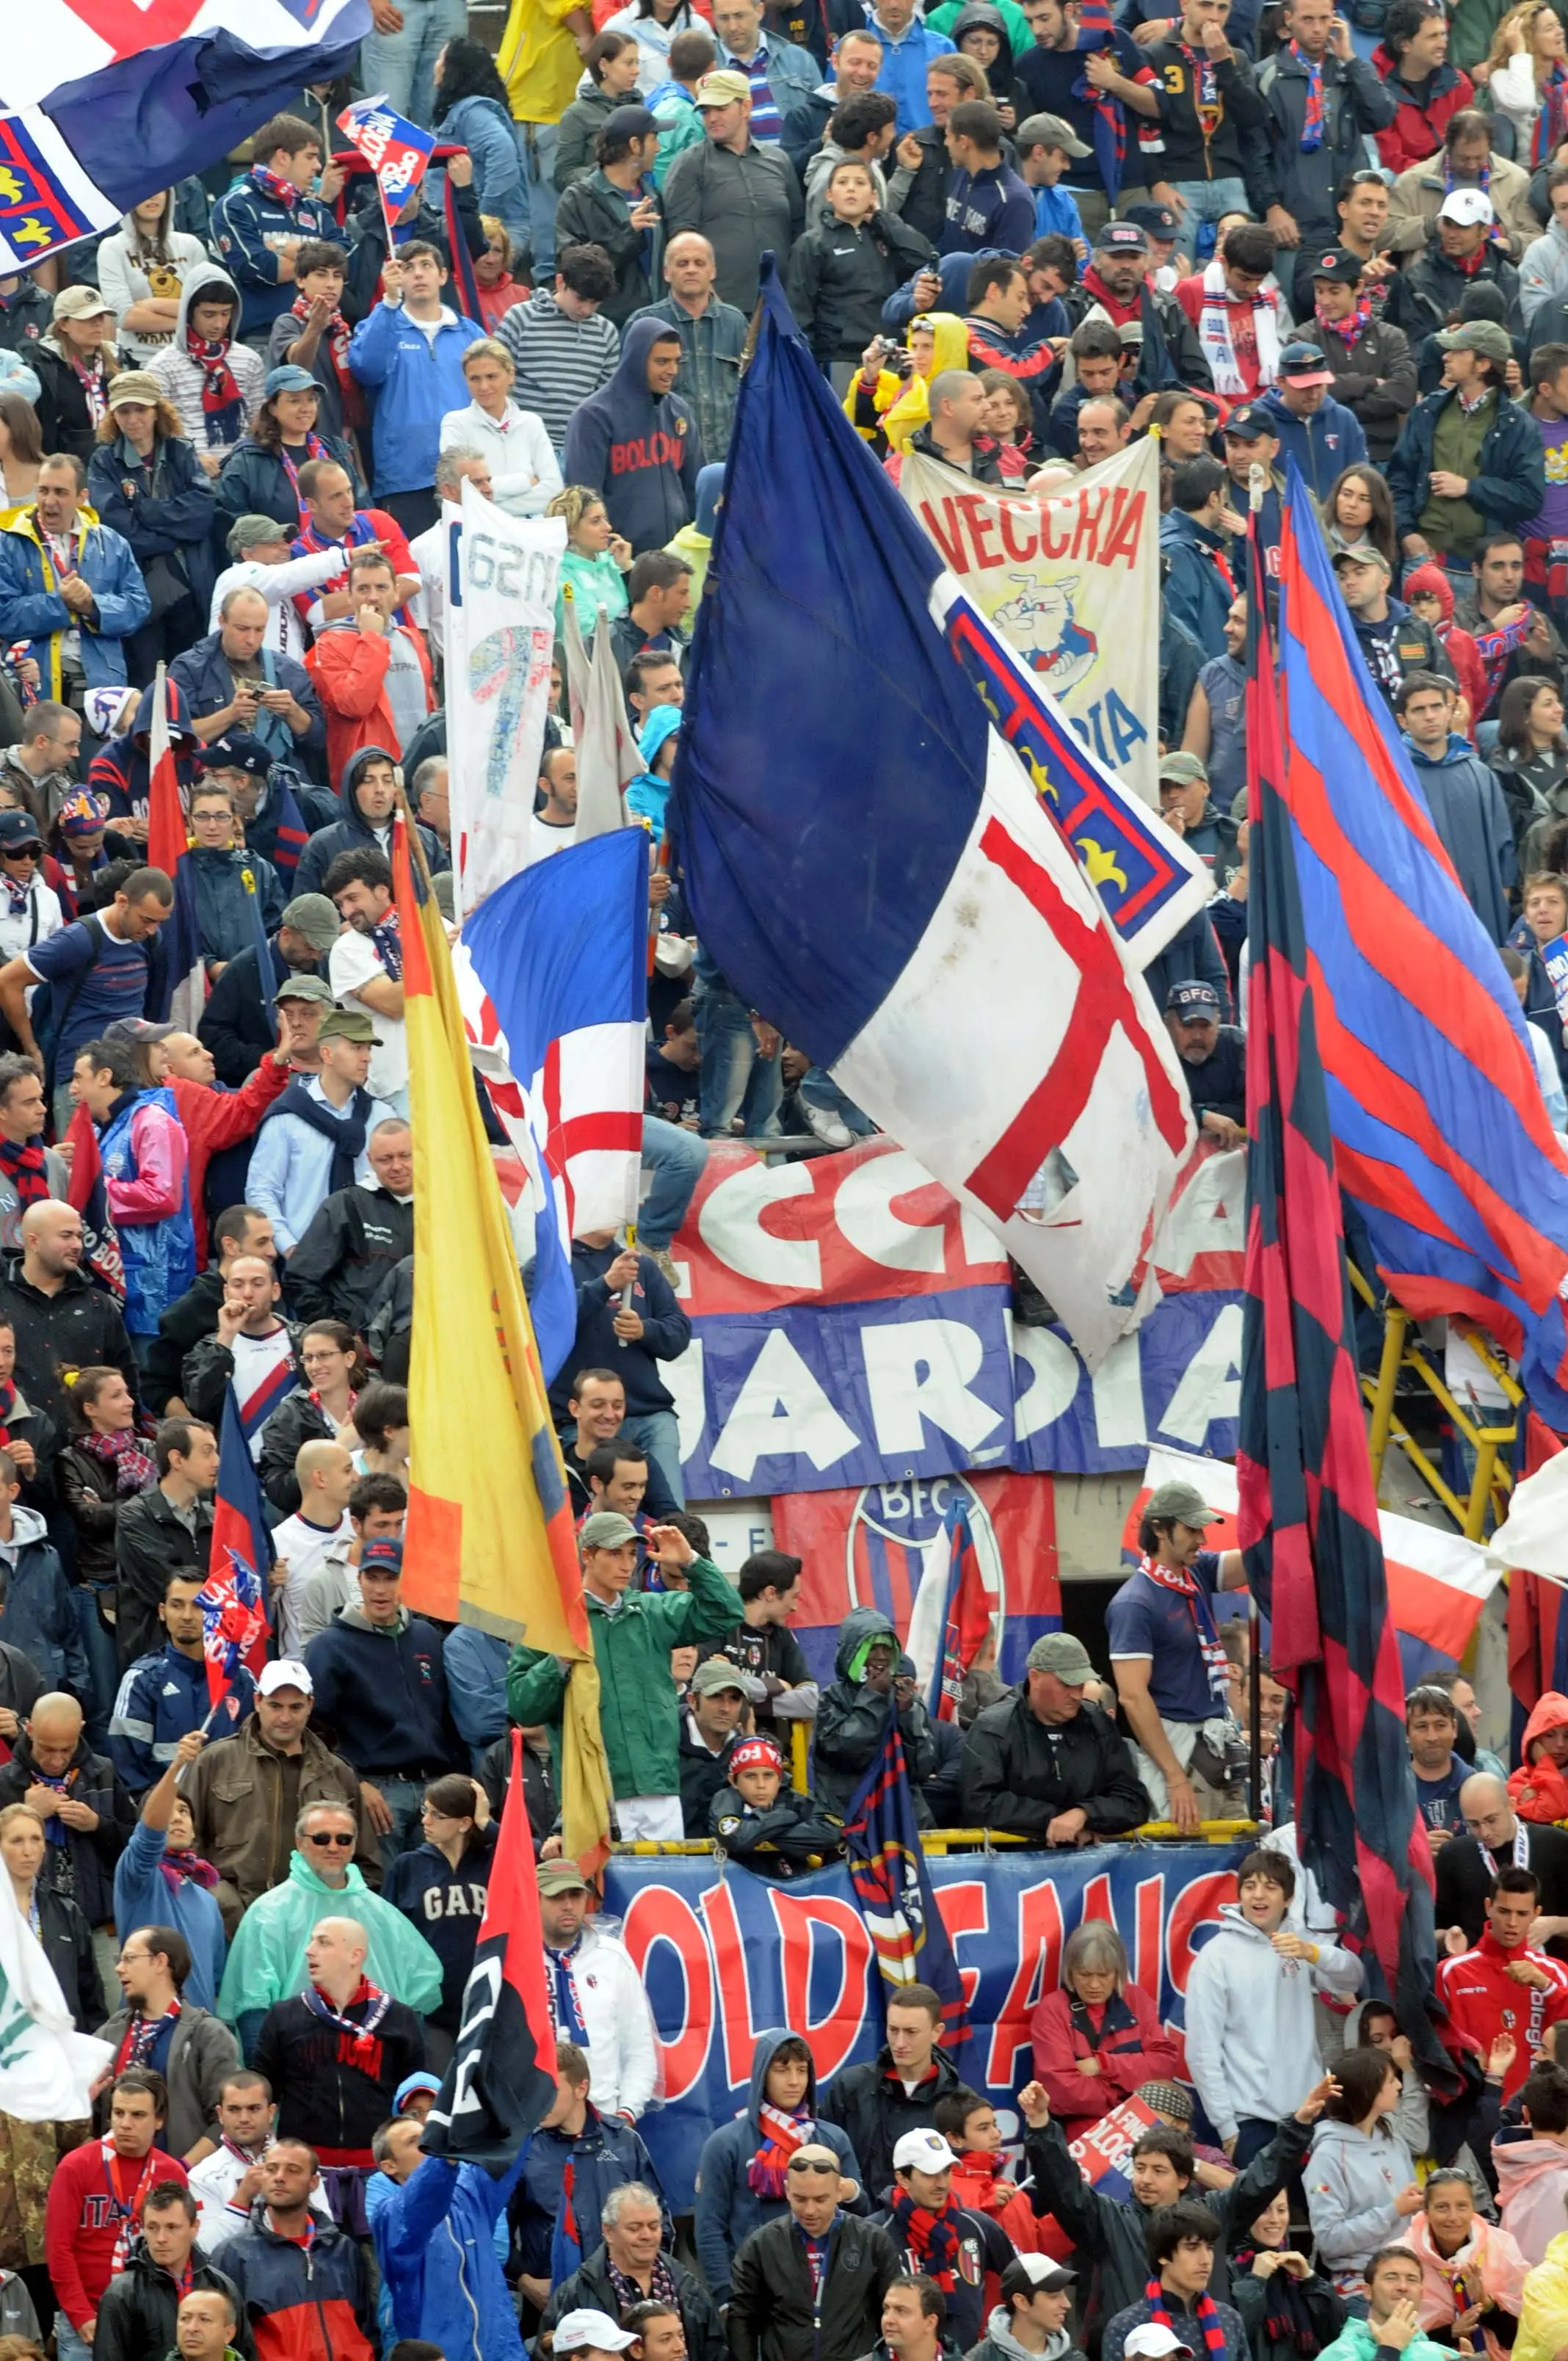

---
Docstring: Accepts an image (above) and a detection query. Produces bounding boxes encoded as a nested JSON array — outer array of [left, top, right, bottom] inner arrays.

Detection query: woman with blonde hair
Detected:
[[441, 338, 562, 518], [1487, 0, 1568, 156], [548, 483, 634, 629], [84, 372, 216, 683], [473, 217, 524, 333]]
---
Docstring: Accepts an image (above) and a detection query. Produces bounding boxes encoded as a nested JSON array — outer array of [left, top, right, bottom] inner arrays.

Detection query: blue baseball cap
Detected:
[[1166, 981, 1222, 1019]]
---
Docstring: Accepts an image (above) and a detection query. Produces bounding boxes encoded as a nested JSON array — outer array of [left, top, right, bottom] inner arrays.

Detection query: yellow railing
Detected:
[[1352, 1263, 1522, 1539], [609, 1821, 1256, 1856]]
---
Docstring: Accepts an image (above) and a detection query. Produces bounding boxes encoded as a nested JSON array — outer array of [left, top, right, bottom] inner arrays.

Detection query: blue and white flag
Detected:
[[0, 0, 370, 272], [673, 264, 1197, 1370], [458, 829, 650, 1383]]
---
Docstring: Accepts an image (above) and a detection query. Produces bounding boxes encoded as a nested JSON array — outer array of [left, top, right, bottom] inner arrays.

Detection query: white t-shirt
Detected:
[[272, 1507, 353, 1654], [329, 926, 407, 1103], [527, 813, 576, 865]]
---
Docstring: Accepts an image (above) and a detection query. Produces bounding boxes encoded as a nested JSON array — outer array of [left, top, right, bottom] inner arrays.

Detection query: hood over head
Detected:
[[609, 314, 688, 409], [694, 461, 724, 539], [835, 1603, 899, 1682], [637, 703, 682, 770], [174, 264, 243, 349], [747, 2027, 819, 2132], [1523, 1691, 1568, 1760], [1405, 561, 1454, 620], [340, 741, 401, 814]]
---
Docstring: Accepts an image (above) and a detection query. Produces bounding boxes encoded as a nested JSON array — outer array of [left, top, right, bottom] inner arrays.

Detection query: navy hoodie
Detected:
[[694, 2029, 864, 2300], [560, 316, 705, 554], [293, 743, 448, 899], [302, 1602, 457, 1779]]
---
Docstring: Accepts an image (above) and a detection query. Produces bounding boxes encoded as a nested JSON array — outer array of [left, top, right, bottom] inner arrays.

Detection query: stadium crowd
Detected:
[[8, 8, 1568, 2361]]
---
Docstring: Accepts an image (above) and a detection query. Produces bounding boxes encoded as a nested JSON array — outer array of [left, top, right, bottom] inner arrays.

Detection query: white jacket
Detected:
[[1521, 214, 1568, 328], [1183, 1900, 1362, 2143], [209, 548, 343, 660], [1489, 52, 1547, 162], [95, 220, 213, 365], [438, 396, 563, 518], [0, 874, 62, 973], [189, 2142, 333, 2252], [546, 1919, 659, 2119], [148, 264, 265, 451]]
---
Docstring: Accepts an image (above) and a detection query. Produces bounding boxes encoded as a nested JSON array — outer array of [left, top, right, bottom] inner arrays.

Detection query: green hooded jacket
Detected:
[[507, 1554, 744, 1799]]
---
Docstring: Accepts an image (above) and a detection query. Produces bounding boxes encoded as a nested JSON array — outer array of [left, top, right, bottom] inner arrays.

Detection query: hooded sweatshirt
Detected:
[[294, 743, 444, 901], [1498, 2139, 1568, 2268], [147, 266, 266, 451], [694, 2028, 865, 2299], [1511, 1693, 1568, 1824], [968, 2309, 1084, 2361], [1177, 1901, 1363, 2146], [302, 1598, 453, 1780], [813, 1604, 938, 1821], [1518, 2225, 1568, 2361], [627, 703, 681, 833], [561, 316, 705, 554], [1403, 560, 1488, 723], [1405, 2205, 1528, 2329], [1307, 2114, 1420, 2295], [844, 311, 971, 456]]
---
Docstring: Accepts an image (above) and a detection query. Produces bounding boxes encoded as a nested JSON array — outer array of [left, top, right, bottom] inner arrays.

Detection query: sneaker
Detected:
[[803, 1101, 854, 1150]]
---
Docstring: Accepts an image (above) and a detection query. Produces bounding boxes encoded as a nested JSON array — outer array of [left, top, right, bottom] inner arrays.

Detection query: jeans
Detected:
[[640, 1118, 706, 1250], [57, 2318, 92, 2361], [696, 988, 783, 1139], [1166, 174, 1250, 228], [796, 1066, 875, 1145], [622, 1407, 686, 1511], [518, 120, 560, 279], [72, 1585, 119, 1752], [360, 0, 468, 128], [366, 1773, 427, 1871]]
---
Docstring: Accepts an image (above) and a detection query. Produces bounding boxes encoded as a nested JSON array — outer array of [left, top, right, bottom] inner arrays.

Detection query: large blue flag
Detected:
[[672, 261, 1197, 1371], [1236, 536, 1442, 2075], [1272, 469, 1568, 1422], [0, 0, 371, 273], [460, 830, 650, 1384], [843, 1703, 970, 2053]]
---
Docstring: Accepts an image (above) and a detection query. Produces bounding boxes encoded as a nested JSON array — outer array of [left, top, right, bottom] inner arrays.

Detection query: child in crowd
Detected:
[[708, 1736, 846, 1877]]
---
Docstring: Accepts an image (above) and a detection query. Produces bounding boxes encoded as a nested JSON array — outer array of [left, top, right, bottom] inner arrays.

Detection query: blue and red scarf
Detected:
[[1146, 2280, 1228, 2358], [1291, 40, 1325, 147]]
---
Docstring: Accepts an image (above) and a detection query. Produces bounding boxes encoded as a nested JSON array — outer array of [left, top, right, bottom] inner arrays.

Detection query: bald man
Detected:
[[271, 1441, 357, 1655], [0, 1688, 135, 1946], [0, 1199, 140, 1432], [252, 1912, 427, 2170], [1436, 1771, 1568, 1955]]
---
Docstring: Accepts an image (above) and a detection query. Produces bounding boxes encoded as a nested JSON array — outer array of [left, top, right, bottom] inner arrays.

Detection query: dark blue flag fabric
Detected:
[[1267, 468, 1568, 1422], [1236, 519, 1440, 2062], [843, 1703, 970, 2053]]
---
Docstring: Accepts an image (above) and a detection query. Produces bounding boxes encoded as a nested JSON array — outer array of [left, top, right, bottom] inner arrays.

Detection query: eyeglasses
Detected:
[[305, 1830, 355, 1848]]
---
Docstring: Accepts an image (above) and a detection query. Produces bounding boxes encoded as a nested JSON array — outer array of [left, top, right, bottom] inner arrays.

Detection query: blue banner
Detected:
[[602, 1841, 1247, 2208], [1011, 1291, 1244, 1476]]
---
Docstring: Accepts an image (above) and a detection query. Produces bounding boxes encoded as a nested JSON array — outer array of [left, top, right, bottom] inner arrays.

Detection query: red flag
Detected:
[[63, 1100, 124, 1300]]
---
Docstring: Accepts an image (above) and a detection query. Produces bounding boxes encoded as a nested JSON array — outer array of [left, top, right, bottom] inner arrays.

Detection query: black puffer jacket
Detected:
[[288, 1184, 414, 1333], [959, 1687, 1150, 1840], [0, 1729, 135, 1927], [816, 2043, 967, 2201], [93, 2242, 250, 2361], [34, 1880, 102, 2029], [786, 208, 935, 363], [813, 1606, 937, 1823], [255, 1388, 334, 1515], [0, 1262, 139, 1435], [727, 2210, 902, 2361]]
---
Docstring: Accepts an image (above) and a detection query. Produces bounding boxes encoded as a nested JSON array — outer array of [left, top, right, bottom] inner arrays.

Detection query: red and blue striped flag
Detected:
[[1235, 527, 1439, 2050], [197, 1383, 272, 1710], [842, 1705, 970, 2052], [1270, 469, 1568, 1422]]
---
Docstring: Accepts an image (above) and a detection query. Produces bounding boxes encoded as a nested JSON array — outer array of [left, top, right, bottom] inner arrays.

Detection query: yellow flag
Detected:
[[392, 817, 611, 1868]]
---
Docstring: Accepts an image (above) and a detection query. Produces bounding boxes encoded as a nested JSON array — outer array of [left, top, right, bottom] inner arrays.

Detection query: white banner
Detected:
[[444, 479, 565, 913], [899, 438, 1162, 808]]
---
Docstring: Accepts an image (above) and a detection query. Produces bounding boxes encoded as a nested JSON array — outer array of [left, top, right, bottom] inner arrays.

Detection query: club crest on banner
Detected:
[[838, 1477, 1004, 1636]]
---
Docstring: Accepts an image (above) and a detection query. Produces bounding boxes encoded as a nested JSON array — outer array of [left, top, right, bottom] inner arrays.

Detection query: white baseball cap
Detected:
[[258, 1658, 315, 1697], [555, 2313, 639, 2354], [1437, 186, 1495, 227], [1125, 2332, 1193, 2360], [893, 2129, 959, 2173]]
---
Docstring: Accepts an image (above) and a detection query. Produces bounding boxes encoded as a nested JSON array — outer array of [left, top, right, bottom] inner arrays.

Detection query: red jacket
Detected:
[[304, 620, 433, 788], [1371, 50, 1476, 175], [44, 2141, 188, 2329], [288, 509, 417, 634], [1511, 1691, 1568, 1825], [1405, 562, 1489, 737], [1030, 1981, 1184, 2144], [947, 2150, 1048, 2256], [1436, 1926, 1568, 2097], [170, 1055, 290, 1263]]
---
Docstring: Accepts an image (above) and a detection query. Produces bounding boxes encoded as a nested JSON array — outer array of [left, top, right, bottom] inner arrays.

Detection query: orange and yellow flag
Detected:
[[391, 816, 611, 1868]]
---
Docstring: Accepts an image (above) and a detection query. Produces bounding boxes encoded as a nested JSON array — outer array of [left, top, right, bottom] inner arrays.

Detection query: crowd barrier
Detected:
[[600, 1837, 1250, 2207], [1351, 1266, 1524, 1539]]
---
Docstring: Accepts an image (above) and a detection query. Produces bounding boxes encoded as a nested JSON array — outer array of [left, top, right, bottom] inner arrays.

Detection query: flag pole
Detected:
[[1246, 455, 1266, 1832]]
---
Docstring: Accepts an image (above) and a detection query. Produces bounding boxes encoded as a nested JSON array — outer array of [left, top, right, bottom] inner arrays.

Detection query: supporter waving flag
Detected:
[[1235, 538, 1441, 2063], [197, 1386, 272, 1715]]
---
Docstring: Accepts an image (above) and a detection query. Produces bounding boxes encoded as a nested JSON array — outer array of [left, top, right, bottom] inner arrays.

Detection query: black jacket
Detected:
[[1384, 240, 1525, 343], [1023, 2111, 1313, 2324], [182, 1326, 303, 1433], [197, 939, 312, 1087], [57, 1442, 136, 1586], [1141, 41, 1268, 208], [1253, 46, 1394, 239], [288, 1184, 414, 1332], [787, 210, 935, 363], [727, 2209, 901, 2361], [1435, 1821, 1568, 1947], [253, 1988, 427, 2154], [959, 1688, 1150, 1840], [257, 1388, 334, 1514], [817, 2043, 967, 2200], [680, 1716, 739, 1835], [814, 1611, 938, 1826], [33, 1879, 102, 2029], [32, 341, 115, 465], [555, 170, 661, 325], [94, 2244, 250, 2361], [0, 1262, 139, 1435], [143, 1267, 224, 1418], [115, 1483, 214, 1669], [0, 1728, 135, 1928], [891, 123, 951, 249], [1292, 316, 1418, 466], [0, 1637, 39, 1722], [545, 2245, 727, 2361], [709, 1780, 846, 1876]]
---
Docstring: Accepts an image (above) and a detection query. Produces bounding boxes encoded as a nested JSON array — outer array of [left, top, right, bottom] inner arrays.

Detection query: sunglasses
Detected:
[[788, 2161, 839, 2176], [305, 1830, 355, 1848]]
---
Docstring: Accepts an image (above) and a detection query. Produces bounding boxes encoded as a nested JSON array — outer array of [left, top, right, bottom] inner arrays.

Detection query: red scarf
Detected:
[[1080, 265, 1142, 328], [305, 1974, 392, 2083], [1451, 242, 1491, 277], [1179, 41, 1222, 138], [0, 1140, 47, 1216], [888, 2188, 962, 2289], [161, 1846, 219, 1896], [252, 163, 305, 209], [747, 2103, 812, 2197], [1316, 291, 1373, 349], [1138, 1550, 1232, 1709], [1145, 2277, 1228, 2358], [287, 294, 366, 430], [186, 328, 242, 447], [104, 2139, 163, 2272]]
